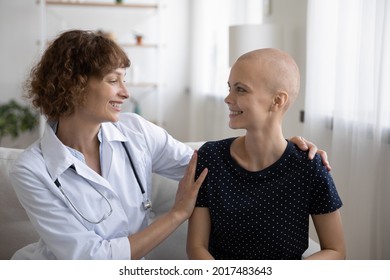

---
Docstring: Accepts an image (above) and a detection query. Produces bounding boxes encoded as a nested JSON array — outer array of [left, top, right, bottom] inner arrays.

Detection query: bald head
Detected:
[[236, 48, 300, 109]]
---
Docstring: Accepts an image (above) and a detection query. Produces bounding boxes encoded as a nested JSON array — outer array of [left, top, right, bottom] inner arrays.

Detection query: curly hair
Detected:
[[25, 29, 131, 121]]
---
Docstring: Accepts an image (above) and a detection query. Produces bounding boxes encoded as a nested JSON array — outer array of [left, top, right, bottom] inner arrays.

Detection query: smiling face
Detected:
[[225, 56, 275, 131], [75, 68, 129, 124], [225, 48, 300, 132]]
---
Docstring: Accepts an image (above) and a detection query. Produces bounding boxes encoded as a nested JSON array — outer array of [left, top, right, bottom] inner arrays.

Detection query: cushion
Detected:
[[0, 147, 40, 259]]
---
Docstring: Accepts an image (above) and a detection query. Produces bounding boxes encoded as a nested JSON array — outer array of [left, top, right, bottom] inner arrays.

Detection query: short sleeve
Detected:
[[309, 155, 343, 214]]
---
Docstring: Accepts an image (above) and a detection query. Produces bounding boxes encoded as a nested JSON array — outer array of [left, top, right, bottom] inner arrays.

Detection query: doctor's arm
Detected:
[[127, 151, 208, 260], [304, 210, 346, 260]]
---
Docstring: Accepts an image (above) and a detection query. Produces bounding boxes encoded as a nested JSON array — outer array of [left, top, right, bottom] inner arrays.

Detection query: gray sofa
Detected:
[[0, 143, 320, 260]]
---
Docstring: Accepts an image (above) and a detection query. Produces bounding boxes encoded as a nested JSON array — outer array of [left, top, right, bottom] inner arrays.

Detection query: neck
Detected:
[[231, 127, 287, 172], [56, 115, 102, 174], [56, 116, 100, 152]]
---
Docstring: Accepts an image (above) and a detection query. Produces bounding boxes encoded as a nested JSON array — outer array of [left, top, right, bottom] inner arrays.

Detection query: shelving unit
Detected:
[[38, 0, 164, 125]]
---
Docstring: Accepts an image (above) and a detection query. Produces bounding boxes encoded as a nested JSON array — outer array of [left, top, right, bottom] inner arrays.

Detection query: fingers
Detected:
[[174, 151, 208, 219], [303, 139, 332, 171], [305, 139, 317, 160], [182, 150, 208, 189], [290, 136, 332, 171], [188, 150, 208, 189], [290, 136, 309, 151], [290, 136, 316, 159], [299, 136, 309, 150], [185, 150, 199, 180], [317, 150, 332, 172], [194, 167, 208, 189]]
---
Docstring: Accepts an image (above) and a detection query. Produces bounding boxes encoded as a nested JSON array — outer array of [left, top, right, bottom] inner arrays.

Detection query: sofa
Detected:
[[0, 143, 320, 260]]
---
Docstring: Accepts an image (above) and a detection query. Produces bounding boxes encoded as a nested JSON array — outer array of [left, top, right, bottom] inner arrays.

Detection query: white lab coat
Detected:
[[10, 113, 193, 259]]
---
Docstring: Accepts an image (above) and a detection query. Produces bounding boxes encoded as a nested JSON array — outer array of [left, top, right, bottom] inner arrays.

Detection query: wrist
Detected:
[[168, 208, 188, 226]]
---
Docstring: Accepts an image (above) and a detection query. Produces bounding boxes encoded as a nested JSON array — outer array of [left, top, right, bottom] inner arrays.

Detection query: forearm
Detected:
[[128, 151, 208, 259], [128, 210, 187, 260], [310, 211, 346, 260]]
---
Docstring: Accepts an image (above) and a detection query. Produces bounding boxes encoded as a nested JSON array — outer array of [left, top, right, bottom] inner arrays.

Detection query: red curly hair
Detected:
[[25, 29, 130, 121]]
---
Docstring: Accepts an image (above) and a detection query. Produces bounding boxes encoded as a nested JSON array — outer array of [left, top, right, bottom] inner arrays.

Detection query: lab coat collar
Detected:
[[41, 121, 128, 184], [41, 121, 77, 181], [99, 122, 128, 177], [101, 122, 128, 143]]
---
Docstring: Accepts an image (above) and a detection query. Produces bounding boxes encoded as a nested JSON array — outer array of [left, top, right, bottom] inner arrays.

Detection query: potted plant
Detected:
[[0, 99, 39, 145]]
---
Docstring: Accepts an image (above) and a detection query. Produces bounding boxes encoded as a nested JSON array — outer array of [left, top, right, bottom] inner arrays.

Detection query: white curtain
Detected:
[[305, 0, 390, 259], [188, 0, 262, 141]]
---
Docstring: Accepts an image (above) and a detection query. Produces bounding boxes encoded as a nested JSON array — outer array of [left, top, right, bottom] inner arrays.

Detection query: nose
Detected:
[[224, 91, 233, 105], [119, 82, 130, 99]]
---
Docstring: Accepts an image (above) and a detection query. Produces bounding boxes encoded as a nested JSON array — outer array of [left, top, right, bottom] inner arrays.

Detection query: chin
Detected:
[[228, 123, 241, 130]]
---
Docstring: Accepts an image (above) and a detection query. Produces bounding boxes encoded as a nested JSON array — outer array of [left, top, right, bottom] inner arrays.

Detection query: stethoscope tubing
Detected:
[[55, 178, 113, 224], [54, 141, 151, 224]]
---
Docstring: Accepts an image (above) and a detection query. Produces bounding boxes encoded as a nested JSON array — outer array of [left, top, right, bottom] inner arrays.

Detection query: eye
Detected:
[[236, 86, 247, 93]]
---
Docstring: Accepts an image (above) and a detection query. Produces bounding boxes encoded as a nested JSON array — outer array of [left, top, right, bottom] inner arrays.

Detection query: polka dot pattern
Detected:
[[195, 138, 343, 260]]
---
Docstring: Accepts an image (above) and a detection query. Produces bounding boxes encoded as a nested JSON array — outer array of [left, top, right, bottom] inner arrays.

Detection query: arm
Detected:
[[305, 210, 346, 260], [187, 207, 215, 260], [289, 136, 331, 171], [128, 151, 208, 260]]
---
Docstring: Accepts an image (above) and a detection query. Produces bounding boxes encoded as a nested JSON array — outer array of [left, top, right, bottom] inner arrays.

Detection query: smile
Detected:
[[229, 110, 243, 116], [109, 101, 122, 109]]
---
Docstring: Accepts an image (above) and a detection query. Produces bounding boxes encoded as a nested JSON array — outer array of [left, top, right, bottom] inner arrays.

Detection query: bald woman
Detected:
[[187, 48, 346, 260]]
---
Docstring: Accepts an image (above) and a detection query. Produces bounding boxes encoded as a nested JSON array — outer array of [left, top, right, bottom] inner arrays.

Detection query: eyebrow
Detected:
[[228, 81, 248, 88]]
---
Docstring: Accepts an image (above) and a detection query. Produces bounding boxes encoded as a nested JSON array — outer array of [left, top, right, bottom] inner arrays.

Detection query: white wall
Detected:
[[263, 0, 307, 139], [157, 0, 192, 141], [0, 1, 41, 148], [0, 1, 41, 103]]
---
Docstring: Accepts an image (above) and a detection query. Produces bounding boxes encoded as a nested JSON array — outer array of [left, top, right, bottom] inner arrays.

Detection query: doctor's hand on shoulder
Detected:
[[173, 150, 208, 220], [127, 151, 208, 260]]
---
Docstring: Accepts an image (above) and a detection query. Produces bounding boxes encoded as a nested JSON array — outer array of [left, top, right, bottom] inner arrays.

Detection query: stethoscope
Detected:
[[54, 142, 152, 224]]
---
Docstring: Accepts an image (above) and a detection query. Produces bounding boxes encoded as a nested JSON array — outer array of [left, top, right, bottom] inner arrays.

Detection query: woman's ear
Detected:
[[271, 91, 289, 111]]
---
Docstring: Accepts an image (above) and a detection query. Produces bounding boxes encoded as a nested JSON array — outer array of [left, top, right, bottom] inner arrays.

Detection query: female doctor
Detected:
[[10, 30, 326, 259]]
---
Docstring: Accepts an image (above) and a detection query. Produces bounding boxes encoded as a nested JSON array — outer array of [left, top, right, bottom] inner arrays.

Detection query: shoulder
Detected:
[[288, 142, 323, 166], [116, 113, 167, 144], [118, 113, 156, 133], [116, 113, 192, 166], [196, 138, 235, 167], [9, 141, 48, 191], [11, 141, 44, 171], [199, 137, 235, 153]]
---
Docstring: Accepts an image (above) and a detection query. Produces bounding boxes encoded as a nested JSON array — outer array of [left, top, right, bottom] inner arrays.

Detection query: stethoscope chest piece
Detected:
[[143, 199, 153, 210]]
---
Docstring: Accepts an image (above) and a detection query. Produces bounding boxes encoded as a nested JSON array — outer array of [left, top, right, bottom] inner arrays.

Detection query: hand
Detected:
[[289, 136, 331, 171], [172, 150, 208, 220]]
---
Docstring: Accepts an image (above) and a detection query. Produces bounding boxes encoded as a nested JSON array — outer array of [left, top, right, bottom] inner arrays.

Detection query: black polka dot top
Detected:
[[195, 137, 343, 260]]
